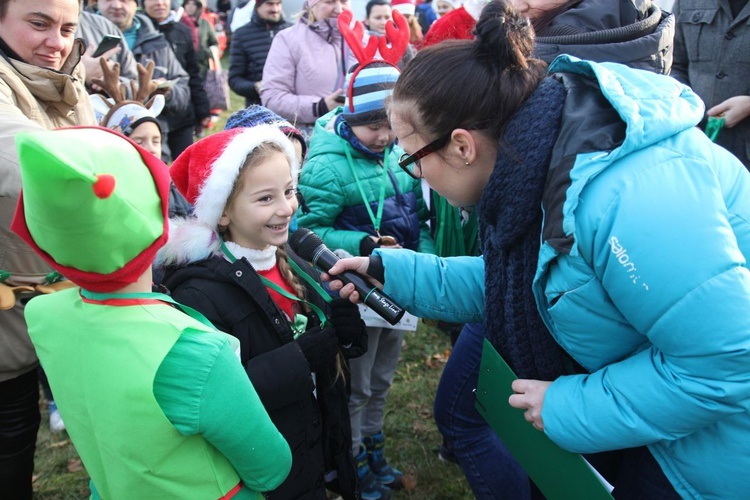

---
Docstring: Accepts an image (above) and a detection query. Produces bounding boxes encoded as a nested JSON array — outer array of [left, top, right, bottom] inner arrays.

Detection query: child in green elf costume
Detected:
[[10, 126, 292, 499]]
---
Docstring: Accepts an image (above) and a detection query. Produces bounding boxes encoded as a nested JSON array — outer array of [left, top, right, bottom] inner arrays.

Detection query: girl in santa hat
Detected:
[[156, 126, 366, 500]]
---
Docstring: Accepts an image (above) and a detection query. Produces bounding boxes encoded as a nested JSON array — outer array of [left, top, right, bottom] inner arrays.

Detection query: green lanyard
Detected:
[[219, 241, 329, 336], [0, 269, 65, 285], [705, 115, 725, 142], [79, 289, 217, 330], [343, 143, 391, 237]]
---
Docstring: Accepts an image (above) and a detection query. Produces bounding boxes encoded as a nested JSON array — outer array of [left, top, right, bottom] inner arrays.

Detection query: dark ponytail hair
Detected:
[[391, 0, 546, 144]]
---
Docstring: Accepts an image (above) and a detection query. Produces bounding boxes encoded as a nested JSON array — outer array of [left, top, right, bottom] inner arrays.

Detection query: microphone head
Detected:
[[289, 228, 325, 262]]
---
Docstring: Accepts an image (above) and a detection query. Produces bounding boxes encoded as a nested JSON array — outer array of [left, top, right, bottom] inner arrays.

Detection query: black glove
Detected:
[[296, 327, 338, 372], [328, 298, 366, 347]]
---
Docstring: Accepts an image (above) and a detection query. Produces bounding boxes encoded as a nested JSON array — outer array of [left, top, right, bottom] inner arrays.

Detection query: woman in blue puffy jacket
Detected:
[[326, 1, 750, 498]]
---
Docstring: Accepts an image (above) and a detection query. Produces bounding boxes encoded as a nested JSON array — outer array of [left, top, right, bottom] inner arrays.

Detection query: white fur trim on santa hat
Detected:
[[193, 125, 299, 229], [392, 0, 416, 17], [154, 217, 222, 267], [464, 0, 488, 20]]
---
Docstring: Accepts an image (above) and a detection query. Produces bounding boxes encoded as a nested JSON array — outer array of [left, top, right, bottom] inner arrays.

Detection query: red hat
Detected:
[[158, 125, 298, 266], [391, 0, 416, 17], [422, 6, 476, 47]]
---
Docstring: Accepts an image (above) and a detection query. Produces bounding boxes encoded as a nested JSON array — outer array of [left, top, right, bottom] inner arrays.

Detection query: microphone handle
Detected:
[[314, 248, 406, 326]]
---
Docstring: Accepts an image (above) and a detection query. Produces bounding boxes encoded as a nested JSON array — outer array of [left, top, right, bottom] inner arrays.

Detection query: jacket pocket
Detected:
[[677, 8, 719, 61]]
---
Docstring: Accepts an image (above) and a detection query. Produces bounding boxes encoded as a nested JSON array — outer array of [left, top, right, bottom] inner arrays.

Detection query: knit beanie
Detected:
[[11, 127, 171, 292], [391, 0, 416, 17], [158, 125, 298, 265], [338, 10, 410, 126], [225, 105, 307, 159], [341, 61, 400, 126]]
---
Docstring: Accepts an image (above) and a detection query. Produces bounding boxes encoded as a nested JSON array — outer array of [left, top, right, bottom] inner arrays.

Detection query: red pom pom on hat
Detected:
[[93, 174, 116, 199]]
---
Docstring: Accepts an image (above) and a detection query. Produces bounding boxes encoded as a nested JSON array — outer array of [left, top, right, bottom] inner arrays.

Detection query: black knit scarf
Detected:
[[477, 77, 573, 381]]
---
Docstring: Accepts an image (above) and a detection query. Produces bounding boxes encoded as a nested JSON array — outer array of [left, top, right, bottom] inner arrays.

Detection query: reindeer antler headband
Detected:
[[90, 60, 166, 136], [337, 9, 410, 114]]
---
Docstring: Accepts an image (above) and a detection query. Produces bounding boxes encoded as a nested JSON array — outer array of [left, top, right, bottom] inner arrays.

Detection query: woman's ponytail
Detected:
[[473, 0, 535, 70], [392, 0, 547, 143]]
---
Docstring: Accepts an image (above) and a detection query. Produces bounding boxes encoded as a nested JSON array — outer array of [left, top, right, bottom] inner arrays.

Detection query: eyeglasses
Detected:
[[398, 133, 452, 180], [397, 121, 489, 180]]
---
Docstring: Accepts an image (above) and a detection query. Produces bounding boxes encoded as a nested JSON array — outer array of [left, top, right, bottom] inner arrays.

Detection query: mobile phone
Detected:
[[92, 35, 122, 58]]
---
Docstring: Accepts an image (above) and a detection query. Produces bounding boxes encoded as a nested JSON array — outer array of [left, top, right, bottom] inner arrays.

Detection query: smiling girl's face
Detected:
[[219, 149, 298, 250]]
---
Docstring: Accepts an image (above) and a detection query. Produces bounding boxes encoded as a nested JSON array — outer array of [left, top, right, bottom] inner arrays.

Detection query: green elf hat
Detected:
[[11, 126, 171, 292]]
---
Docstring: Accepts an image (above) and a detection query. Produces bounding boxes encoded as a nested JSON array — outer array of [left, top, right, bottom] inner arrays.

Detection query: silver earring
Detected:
[[465, 161, 470, 166]]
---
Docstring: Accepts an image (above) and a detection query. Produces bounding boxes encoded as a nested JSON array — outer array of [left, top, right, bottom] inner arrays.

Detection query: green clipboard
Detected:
[[475, 339, 614, 499]]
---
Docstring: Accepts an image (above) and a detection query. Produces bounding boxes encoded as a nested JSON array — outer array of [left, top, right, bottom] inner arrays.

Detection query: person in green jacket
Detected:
[[11, 126, 292, 500], [297, 10, 435, 500]]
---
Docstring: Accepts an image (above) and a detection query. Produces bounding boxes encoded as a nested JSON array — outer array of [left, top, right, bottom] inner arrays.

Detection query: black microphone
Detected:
[[289, 228, 405, 326]]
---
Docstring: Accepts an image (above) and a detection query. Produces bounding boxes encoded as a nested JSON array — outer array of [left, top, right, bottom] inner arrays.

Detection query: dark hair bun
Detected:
[[473, 0, 535, 68]]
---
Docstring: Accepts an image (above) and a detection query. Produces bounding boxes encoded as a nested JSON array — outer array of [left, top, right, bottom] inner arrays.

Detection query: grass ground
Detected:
[[30, 68, 473, 499]]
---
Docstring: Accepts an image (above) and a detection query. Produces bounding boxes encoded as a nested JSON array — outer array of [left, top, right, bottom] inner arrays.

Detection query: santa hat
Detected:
[[157, 125, 298, 266], [391, 0, 416, 17], [421, 5, 476, 47], [11, 127, 170, 292]]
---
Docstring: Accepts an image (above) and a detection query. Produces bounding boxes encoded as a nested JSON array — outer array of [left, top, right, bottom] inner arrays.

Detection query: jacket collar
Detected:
[[252, 10, 287, 28], [0, 39, 87, 114]]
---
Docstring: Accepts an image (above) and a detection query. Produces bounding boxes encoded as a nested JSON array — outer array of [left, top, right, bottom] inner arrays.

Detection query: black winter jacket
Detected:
[[228, 11, 291, 107], [534, 1, 674, 75], [150, 15, 212, 128], [162, 249, 359, 500]]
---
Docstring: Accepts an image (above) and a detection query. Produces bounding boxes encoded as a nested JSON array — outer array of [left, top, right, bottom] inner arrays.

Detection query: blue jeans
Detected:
[[433, 322, 530, 499], [434, 324, 680, 500]]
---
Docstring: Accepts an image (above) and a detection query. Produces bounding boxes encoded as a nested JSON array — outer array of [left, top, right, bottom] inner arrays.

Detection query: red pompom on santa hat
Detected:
[[392, 0, 416, 17]]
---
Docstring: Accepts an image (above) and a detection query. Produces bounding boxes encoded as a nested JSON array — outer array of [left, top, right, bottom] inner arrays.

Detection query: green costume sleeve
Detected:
[[154, 330, 292, 492]]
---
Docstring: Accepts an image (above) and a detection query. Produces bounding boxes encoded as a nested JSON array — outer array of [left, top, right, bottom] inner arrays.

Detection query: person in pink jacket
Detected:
[[260, 0, 356, 139]]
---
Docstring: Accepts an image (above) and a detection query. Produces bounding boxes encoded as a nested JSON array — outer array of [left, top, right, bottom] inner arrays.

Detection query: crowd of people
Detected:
[[1, 0, 750, 499]]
